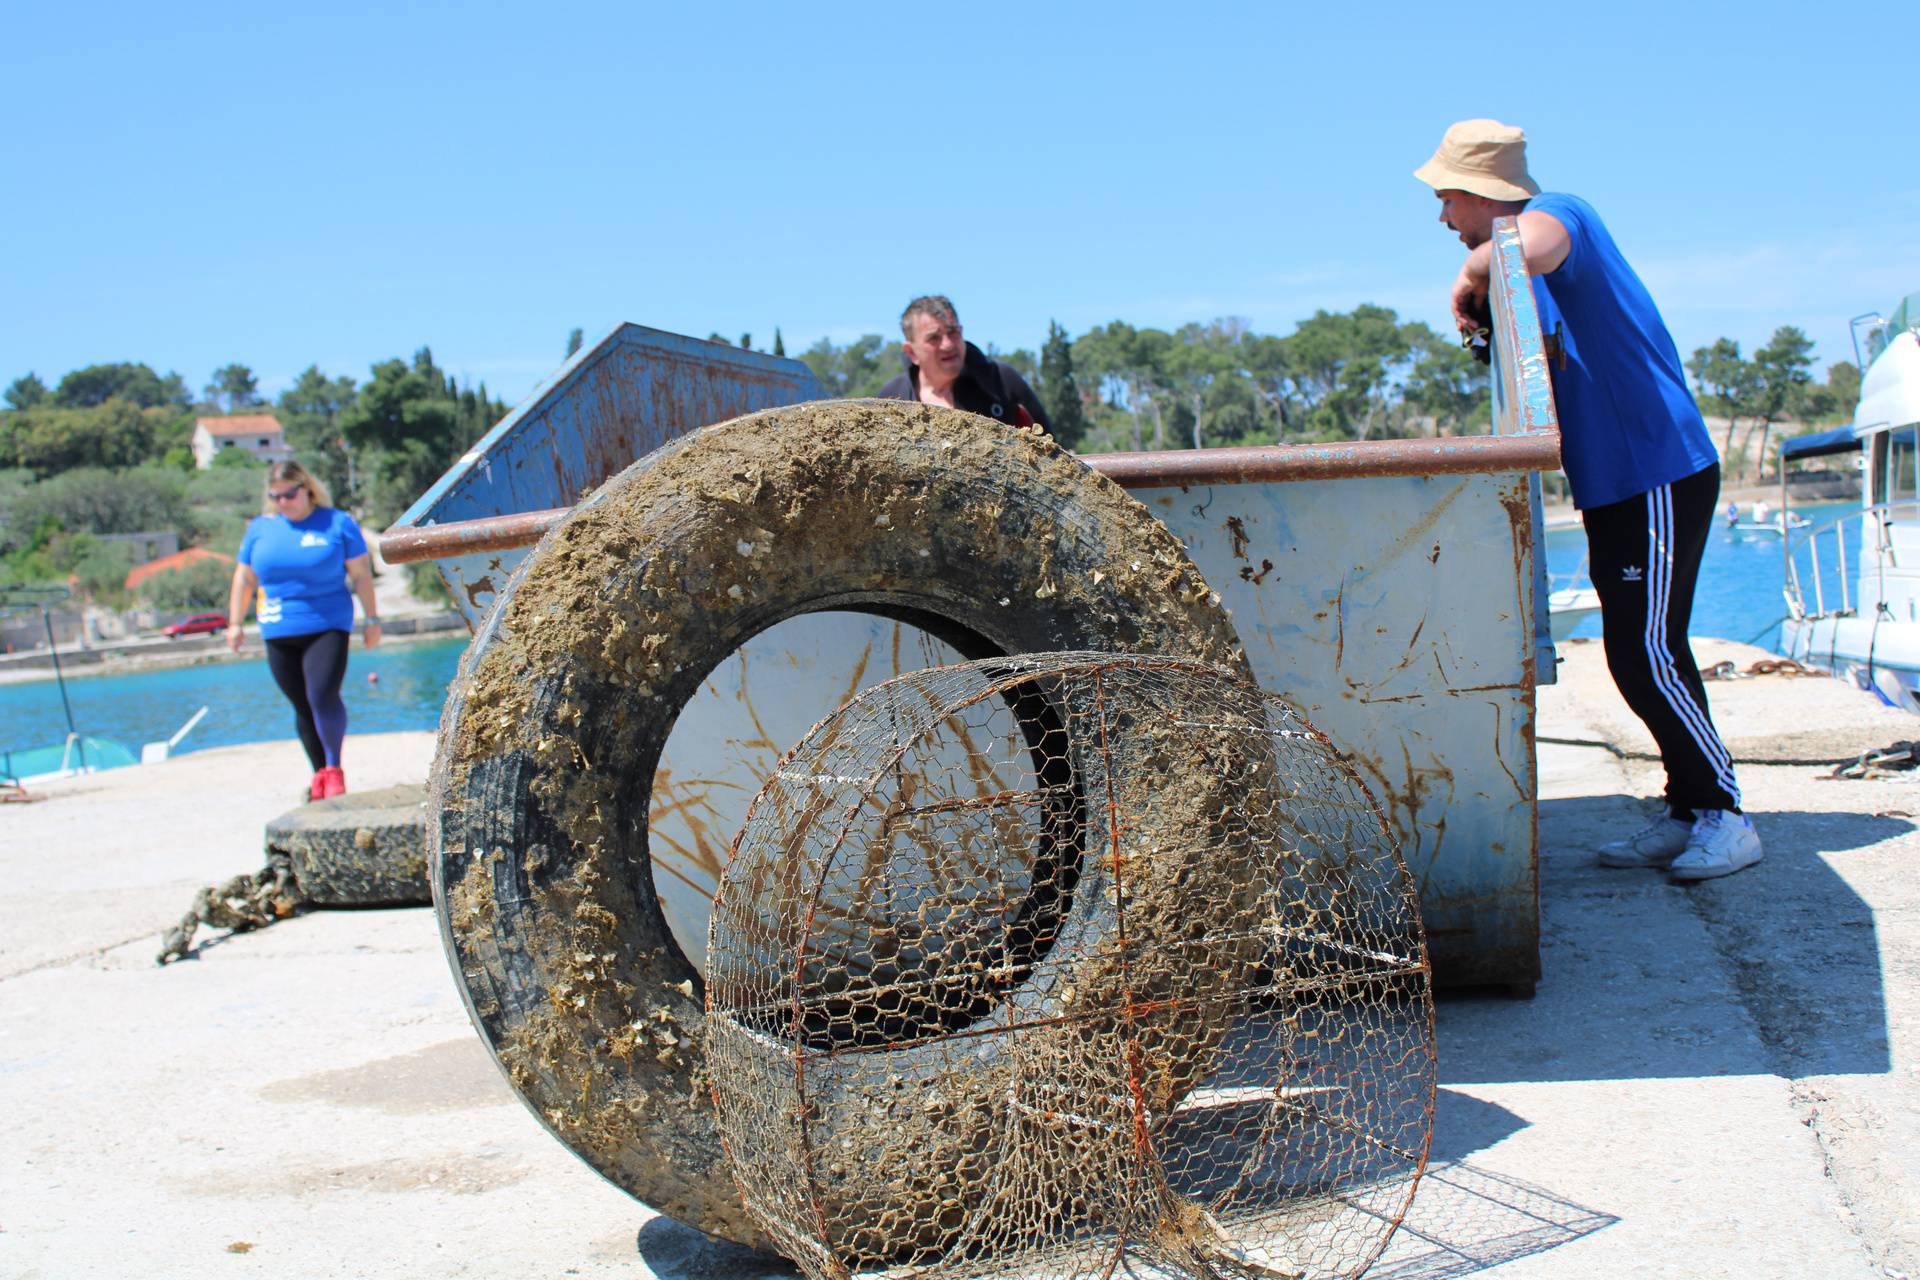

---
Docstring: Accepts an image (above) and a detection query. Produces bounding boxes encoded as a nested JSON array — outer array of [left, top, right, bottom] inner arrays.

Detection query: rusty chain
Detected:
[[1702, 657, 1818, 681], [1829, 742, 1919, 782], [155, 851, 306, 965]]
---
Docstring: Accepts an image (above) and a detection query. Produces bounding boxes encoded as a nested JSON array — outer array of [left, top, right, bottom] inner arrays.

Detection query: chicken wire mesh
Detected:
[[705, 652, 1434, 1280]]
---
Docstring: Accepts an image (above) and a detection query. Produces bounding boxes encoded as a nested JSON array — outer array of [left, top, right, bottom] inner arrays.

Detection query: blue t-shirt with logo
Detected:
[[1526, 192, 1718, 510], [237, 506, 368, 638]]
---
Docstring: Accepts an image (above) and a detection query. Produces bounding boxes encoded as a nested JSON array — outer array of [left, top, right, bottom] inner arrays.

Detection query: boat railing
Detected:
[[1548, 553, 1591, 595], [1784, 498, 1920, 621]]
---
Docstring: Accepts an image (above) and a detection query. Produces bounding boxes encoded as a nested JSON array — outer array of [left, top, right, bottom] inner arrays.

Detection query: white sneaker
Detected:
[[1597, 816, 1694, 868], [1668, 811, 1764, 881]]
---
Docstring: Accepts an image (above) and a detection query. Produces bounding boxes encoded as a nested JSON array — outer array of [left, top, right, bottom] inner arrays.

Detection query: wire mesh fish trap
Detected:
[[706, 652, 1434, 1280]]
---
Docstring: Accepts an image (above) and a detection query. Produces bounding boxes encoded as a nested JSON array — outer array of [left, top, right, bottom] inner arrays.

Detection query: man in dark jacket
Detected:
[[878, 295, 1051, 431]]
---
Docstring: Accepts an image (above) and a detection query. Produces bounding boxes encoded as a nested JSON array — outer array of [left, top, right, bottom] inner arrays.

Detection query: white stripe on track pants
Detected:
[[1580, 463, 1741, 815]]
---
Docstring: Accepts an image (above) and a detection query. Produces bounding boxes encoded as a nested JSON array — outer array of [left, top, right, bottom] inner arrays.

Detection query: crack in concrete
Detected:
[[1647, 807, 1901, 1275], [0, 930, 162, 982]]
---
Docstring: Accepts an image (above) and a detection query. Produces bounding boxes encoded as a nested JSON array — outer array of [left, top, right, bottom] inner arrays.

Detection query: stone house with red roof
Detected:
[[191, 414, 290, 470]]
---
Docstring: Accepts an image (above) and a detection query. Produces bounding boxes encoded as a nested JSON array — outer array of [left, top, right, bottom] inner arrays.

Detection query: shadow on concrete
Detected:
[[1428, 1088, 1528, 1163], [630, 1096, 1590, 1280], [1681, 804, 1906, 1079], [1371, 1159, 1617, 1279], [636, 1217, 795, 1280], [1438, 793, 1906, 1085]]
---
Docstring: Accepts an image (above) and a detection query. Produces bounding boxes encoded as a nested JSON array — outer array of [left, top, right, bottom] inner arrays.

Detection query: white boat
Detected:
[[1778, 294, 1920, 710], [1731, 507, 1811, 536], [1548, 583, 1602, 641]]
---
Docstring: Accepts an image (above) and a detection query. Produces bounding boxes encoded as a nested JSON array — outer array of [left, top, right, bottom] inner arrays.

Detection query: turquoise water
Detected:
[[0, 635, 468, 766], [1545, 499, 1862, 648], [1, 498, 1870, 769]]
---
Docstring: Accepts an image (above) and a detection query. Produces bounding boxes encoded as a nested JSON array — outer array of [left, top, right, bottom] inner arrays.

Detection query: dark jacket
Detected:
[[878, 342, 1052, 432]]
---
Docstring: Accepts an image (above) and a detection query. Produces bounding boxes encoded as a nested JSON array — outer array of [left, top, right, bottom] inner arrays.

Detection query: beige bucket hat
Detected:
[[1414, 119, 1540, 201]]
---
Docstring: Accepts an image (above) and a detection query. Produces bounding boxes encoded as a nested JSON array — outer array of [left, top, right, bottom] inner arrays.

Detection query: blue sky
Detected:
[[6, 2, 1917, 406]]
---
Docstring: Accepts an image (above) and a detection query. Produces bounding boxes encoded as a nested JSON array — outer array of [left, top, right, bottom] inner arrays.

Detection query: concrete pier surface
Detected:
[[3, 640, 1916, 1279]]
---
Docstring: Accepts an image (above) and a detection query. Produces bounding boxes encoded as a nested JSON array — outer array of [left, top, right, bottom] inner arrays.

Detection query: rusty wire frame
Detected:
[[705, 652, 1436, 1280]]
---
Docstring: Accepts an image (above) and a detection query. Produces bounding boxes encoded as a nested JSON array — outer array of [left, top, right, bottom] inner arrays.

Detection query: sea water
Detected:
[[1, 634, 469, 768], [0, 499, 1875, 767], [1545, 499, 1862, 649]]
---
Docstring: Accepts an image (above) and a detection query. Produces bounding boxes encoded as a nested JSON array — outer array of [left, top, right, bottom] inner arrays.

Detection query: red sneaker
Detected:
[[318, 766, 347, 799], [308, 771, 328, 802]]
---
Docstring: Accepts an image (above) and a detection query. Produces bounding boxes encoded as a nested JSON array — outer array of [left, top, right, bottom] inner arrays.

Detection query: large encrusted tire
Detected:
[[265, 784, 430, 906], [430, 400, 1247, 1245]]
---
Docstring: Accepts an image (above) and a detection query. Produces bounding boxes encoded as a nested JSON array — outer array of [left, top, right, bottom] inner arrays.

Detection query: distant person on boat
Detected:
[[878, 295, 1052, 432], [1418, 118, 1762, 881], [224, 461, 381, 801]]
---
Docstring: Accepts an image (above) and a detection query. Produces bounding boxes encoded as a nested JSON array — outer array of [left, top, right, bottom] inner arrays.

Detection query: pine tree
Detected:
[[1039, 320, 1088, 450], [565, 327, 584, 358], [772, 328, 785, 358]]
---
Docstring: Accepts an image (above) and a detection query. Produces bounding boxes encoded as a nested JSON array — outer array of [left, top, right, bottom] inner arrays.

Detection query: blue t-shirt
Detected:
[[237, 506, 368, 639], [1526, 192, 1718, 509]]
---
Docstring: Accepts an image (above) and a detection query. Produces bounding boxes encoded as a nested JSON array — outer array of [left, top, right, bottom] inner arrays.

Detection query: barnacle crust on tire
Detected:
[[430, 400, 1248, 1246]]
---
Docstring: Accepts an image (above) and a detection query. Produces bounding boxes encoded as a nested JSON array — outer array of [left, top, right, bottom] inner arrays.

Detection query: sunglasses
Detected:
[[268, 485, 306, 502]]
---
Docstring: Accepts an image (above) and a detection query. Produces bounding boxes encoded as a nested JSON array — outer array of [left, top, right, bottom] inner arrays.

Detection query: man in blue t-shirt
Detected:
[[1416, 118, 1761, 881]]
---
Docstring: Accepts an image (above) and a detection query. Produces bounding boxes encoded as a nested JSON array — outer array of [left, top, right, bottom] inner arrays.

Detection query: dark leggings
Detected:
[[264, 629, 350, 771]]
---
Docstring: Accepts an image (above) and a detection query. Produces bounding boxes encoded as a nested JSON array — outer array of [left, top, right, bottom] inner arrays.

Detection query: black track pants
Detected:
[[1581, 464, 1741, 816]]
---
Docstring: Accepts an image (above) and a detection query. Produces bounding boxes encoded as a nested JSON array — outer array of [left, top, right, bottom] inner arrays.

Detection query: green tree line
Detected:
[[2, 313, 1865, 609], [2, 349, 504, 607], [793, 312, 1864, 472], [1685, 326, 1858, 479], [796, 305, 1494, 453]]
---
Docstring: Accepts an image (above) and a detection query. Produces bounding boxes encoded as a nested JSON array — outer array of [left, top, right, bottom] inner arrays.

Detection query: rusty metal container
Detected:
[[384, 220, 1559, 990]]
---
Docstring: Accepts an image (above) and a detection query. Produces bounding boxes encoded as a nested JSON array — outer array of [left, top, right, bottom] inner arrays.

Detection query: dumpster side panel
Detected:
[[393, 325, 825, 626], [1140, 471, 1541, 988]]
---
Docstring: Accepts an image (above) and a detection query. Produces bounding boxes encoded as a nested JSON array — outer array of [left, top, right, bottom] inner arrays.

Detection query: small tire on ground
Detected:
[[265, 784, 431, 907], [429, 400, 1248, 1246]]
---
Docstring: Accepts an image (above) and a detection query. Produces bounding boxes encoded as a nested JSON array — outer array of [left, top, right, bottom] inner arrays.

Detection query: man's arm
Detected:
[[1451, 210, 1572, 330]]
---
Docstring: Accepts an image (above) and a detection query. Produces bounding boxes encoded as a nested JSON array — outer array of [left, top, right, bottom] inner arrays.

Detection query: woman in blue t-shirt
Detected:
[[225, 461, 382, 800]]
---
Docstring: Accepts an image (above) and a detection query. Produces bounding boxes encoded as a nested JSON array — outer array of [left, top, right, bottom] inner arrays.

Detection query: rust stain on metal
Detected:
[[724, 650, 784, 758], [1237, 558, 1273, 585], [648, 764, 739, 889], [1489, 704, 1525, 798], [1358, 679, 1527, 705], [464, 575, 494, 609], [1494, 478, 1543, 693], [1224, 515, 1250, 560], [1497, 487, 1532, 579], [1334, 573, 1347, 672]]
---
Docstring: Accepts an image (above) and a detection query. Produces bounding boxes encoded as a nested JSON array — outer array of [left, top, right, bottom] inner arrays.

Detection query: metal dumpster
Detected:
[[382, 218, 1559, 990]]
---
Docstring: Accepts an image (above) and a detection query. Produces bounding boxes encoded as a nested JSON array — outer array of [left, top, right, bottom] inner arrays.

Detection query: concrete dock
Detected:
[[3, 640, 1916, 1279]]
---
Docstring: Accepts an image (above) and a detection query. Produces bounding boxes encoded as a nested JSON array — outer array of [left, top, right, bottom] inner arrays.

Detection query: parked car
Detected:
[[161, 612, 228, 638]]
